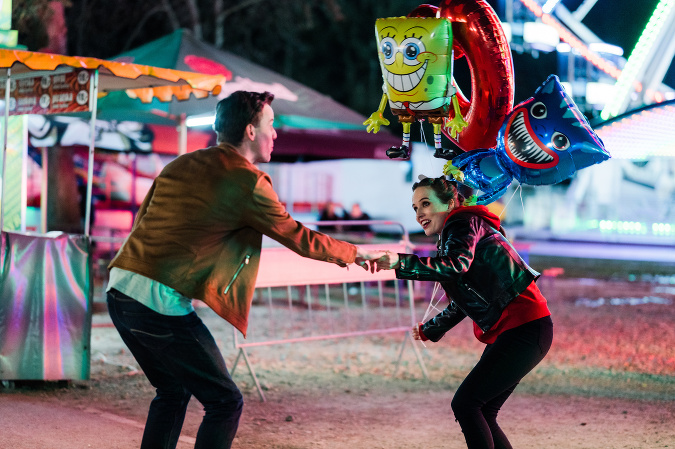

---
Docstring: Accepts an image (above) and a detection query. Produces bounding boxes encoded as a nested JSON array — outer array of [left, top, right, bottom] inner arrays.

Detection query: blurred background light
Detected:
[[523, 21, 560, 51], [541, 0, 562, 14], [595, 100, 675, 159], [601, 0, 675, 120], [518, 0, 624, 80], [186, 114, 215, 128], [585, 81, 615, 106], [588, 42, 624, 57]]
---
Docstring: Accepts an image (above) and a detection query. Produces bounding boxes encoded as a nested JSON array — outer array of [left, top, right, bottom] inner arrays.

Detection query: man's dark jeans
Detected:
[[107, 289, 243, 449]]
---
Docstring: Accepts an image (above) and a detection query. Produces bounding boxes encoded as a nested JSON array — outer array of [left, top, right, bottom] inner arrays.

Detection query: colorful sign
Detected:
[[0, 69, 92, 116]]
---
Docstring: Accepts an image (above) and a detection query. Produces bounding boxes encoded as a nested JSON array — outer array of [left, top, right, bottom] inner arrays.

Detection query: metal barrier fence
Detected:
[[231, 220, 428, 401], [91, 220, 429, 401]]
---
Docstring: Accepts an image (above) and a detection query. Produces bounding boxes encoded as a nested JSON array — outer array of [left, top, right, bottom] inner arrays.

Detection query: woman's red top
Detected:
[[474, 280, 550, 344]]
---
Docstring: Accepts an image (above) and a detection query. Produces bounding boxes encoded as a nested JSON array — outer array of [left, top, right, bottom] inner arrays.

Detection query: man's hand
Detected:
[[372, 251, 400, 271], [354, 247, 377, 271], [354, 248, 396, 272]]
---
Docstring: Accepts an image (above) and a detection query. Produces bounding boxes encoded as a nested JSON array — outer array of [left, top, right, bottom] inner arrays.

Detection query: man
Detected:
[[106, 91, 374, 449]]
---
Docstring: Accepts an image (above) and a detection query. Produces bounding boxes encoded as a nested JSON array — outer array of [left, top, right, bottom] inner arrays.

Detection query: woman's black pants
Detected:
[[452, 315, 553, 449]]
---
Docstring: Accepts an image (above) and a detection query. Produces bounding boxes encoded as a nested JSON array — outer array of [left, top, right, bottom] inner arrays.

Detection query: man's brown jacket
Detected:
[[109, 144, 356, 336]]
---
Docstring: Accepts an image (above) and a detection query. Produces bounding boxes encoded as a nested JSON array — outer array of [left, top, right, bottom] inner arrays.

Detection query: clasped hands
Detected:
[[354, 248, 400, 272]]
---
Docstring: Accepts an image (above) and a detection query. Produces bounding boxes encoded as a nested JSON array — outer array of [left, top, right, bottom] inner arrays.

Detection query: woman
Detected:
[[375, 176, 553, 449]]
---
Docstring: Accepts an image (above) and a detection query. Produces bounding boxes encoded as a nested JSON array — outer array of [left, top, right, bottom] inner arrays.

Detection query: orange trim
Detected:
[[0, 49, 224, 104]]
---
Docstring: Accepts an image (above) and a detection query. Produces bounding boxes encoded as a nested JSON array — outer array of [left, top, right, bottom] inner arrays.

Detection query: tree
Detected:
[[17, 0, 429, 118]]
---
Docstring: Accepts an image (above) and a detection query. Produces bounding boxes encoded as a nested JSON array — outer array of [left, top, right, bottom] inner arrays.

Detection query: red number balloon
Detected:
[[409, 0, 515, 152]]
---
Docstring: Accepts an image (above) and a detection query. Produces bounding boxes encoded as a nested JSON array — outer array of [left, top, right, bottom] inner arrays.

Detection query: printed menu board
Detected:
[[0, 69, 92, 115]]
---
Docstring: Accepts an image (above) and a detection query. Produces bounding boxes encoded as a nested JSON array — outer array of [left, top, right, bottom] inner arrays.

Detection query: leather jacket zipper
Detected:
[[459, 282, 491, 333], [462, 281, 489, 306], [223, 254, 251, 294]]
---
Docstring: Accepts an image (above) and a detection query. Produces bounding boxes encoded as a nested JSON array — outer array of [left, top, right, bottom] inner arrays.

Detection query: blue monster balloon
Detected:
[[444, 74, 610, 205]]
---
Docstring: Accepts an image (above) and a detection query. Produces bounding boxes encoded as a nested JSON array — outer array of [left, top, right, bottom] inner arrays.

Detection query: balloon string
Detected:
[[417, 282, 446, 348], [416, 121, 438, 350], [418, 119, 427, 150], [499, 182, 522, 219], [421, 282, 445, 323], [417, 119, 438, 176]]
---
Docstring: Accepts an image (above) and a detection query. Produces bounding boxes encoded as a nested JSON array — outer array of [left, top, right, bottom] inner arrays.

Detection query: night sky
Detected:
[[572, 0, 662, 52]]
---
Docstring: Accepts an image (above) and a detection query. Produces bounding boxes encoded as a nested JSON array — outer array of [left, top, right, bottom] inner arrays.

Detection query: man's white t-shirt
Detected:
[[107, 267, 194, 316]]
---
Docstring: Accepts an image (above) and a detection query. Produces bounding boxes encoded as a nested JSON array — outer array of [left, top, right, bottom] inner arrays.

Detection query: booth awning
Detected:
[[0, 48, 225, 236], [0, 48, 224, 103]]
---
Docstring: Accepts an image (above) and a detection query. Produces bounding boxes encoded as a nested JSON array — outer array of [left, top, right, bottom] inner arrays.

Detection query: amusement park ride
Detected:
[[498, 1, 675, 240], [498, 0, 675, 119]]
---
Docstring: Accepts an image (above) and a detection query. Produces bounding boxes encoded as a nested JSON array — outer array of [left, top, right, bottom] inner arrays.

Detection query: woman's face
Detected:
[[412, 186, 453, 236]]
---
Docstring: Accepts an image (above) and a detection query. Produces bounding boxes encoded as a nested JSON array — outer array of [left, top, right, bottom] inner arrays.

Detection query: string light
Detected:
[[601, 0, 675, 119], [588, 220, 675, 236], [541, 0, 561, 14], [595, 100, 675, 159], [518, 0, 626, 81]]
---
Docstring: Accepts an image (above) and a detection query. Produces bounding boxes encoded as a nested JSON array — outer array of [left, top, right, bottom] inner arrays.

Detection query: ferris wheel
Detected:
[[498, 0, 675, 120]]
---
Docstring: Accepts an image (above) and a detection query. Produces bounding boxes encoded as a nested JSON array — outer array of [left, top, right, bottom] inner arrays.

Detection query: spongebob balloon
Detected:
[[364, 16, 466, 159], [365, 0, 516, 160]]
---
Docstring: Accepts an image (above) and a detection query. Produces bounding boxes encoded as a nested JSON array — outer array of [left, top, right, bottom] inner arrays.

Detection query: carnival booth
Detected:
[[0, 49, 223, 381]]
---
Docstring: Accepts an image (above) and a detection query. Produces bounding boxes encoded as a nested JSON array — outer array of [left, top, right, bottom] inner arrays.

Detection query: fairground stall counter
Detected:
[[0, 49, 222, 381]]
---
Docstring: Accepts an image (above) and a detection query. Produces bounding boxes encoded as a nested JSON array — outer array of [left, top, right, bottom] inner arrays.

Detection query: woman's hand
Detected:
[[411, 323, 421, 340], [353, 249, 401, 272], [373, 251, 400, 271], [355, 248, 392, 272]]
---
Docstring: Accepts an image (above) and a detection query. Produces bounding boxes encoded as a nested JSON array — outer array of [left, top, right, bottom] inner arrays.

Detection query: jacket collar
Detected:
[[444, 205, 501, 230]]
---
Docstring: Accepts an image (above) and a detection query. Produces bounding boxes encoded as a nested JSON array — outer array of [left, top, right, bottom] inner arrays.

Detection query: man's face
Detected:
[[251, 104, 277, 163]]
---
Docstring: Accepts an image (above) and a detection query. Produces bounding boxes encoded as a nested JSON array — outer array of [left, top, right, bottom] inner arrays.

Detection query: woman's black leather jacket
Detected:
[[396, 210, 539, 341]]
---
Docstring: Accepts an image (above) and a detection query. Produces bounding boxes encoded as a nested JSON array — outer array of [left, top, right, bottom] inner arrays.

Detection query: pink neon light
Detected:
[[184, 55, 233, 80], [596, 103, 675, 158]]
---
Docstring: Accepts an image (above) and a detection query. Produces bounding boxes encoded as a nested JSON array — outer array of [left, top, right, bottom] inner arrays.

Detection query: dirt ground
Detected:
[[2, 277, 675, 448]]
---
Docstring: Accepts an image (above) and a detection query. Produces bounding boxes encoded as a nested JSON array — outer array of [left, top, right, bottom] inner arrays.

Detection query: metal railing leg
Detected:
[[231, 347, 242, 374], [393, 331, 429, 380], [231, 347, 266, 402]]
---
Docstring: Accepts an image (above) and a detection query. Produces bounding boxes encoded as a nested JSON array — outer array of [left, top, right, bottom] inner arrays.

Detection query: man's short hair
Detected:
[[214, 91, 274, 146]]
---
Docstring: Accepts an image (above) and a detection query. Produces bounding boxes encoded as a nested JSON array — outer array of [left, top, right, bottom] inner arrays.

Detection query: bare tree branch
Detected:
[[122, 1, 180, 52], [183, 0, 202, 39], [215, 0, 266, 48]]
